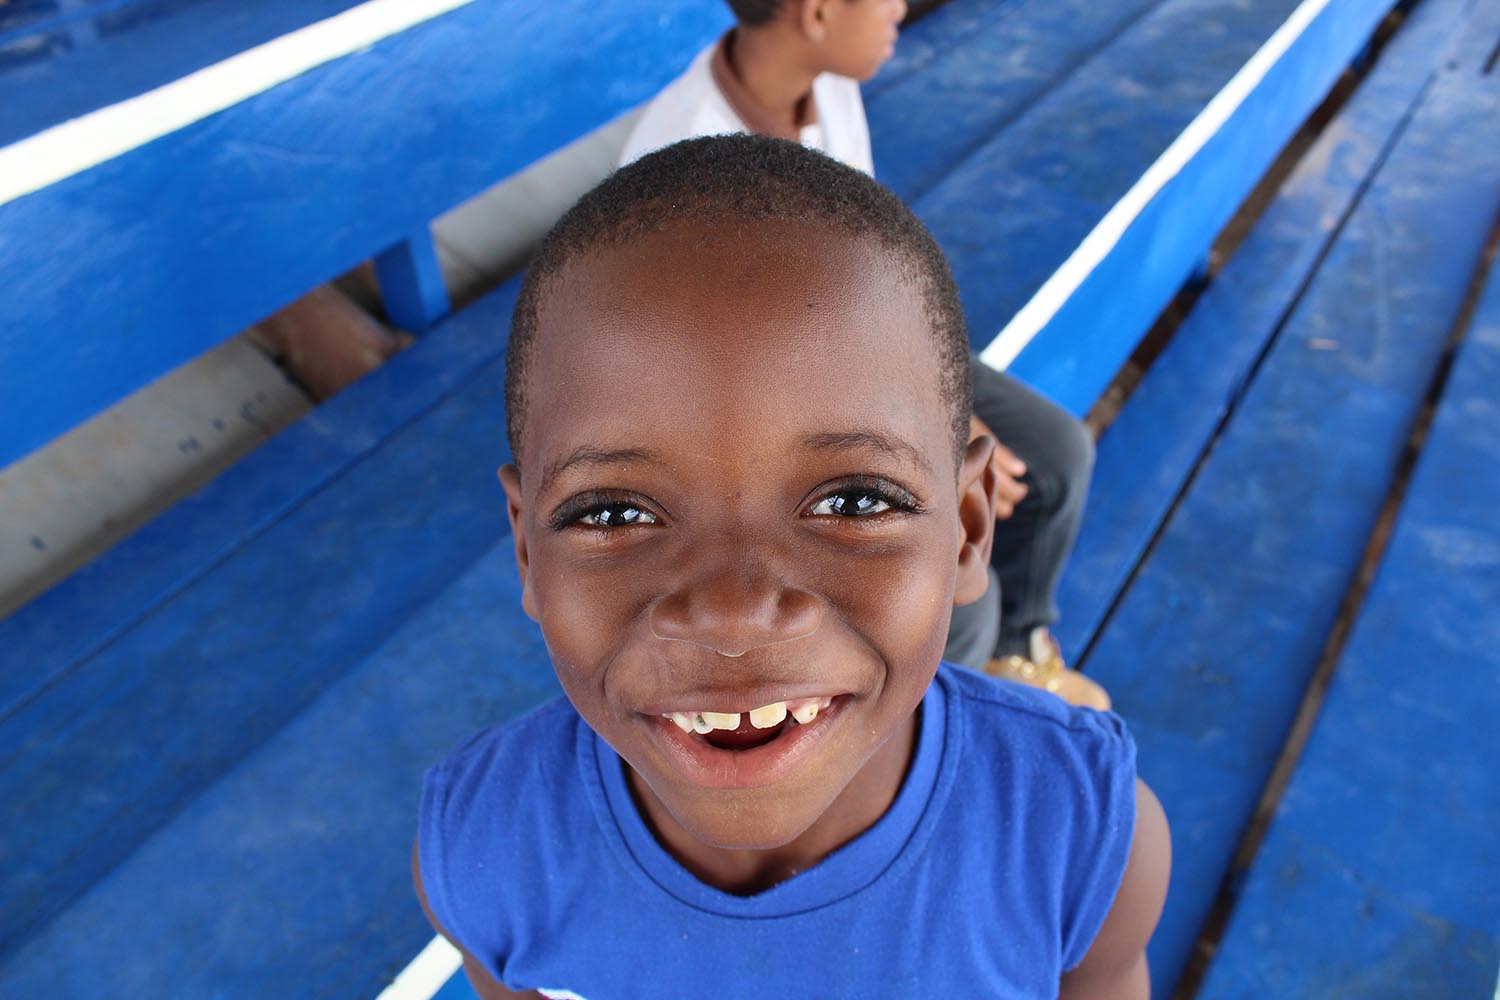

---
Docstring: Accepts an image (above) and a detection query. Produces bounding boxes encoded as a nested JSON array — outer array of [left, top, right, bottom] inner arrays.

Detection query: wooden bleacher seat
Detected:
[[3, 0, 1475, 996], [1053, 0, 1478, 661], [0, 0, 732, 470], [1198, 259, 1500, 996], [1067, 0, 1500, 991]]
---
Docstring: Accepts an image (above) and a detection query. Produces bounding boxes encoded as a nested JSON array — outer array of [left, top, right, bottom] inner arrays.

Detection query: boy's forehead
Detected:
[[525, 219, 950, 471], [541, 218, 924, 355]]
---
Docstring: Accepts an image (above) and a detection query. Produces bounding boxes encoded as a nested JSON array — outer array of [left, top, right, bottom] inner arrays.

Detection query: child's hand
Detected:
[[970, 415, 1028, 519]]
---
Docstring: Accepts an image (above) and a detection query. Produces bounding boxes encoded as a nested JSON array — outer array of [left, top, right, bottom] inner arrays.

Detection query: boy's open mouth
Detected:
[[647, 695, 849, 789], [660, 697, 834, 752]]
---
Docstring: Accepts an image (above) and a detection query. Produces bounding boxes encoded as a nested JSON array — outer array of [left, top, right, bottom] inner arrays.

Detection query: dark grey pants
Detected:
[[943, 358, 1095, 668]]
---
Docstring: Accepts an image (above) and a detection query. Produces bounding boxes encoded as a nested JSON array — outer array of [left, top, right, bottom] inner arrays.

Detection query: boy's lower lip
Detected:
[[643, 696, 848, 790]]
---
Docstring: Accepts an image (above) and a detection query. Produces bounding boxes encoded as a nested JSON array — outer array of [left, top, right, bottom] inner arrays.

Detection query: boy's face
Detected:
[[501, 219, 993, 854], [811, 0, 907, 82]]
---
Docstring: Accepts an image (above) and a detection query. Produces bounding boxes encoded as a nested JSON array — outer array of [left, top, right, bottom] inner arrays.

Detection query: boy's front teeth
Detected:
[[748, 702, 788, 729], [663, 697, 833, 735]]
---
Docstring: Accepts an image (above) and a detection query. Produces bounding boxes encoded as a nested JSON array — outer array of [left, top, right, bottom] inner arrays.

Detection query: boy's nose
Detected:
[[649, 563, 822, 657]]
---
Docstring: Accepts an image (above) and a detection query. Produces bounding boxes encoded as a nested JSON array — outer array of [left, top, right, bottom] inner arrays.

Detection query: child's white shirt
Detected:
[[618, 37, 874, 176]]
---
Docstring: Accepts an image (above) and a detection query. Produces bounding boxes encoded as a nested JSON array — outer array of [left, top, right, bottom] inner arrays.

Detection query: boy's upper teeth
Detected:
[[700, 711, 740, 730], [662, 697, 833, 733], [748, 702, 788, 729]]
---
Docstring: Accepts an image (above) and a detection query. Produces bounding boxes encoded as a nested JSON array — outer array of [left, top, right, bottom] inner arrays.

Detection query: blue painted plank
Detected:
[[0, 0, 732, 469], [1076, 43, 1500, 996], [1007, 0, 1402, 413], [0, 542, 559, 997], [867, 0, 1168, 203], [0, 343, 518, 958], [1052, 0, 1472, 664], [909, 0, 1396, 414], [863, 0, 1016, 101], [0, 0, 367, 144], [0, 280, 516, 726], [1198, 257, 1500, 998], [375, 229, 453, 331]]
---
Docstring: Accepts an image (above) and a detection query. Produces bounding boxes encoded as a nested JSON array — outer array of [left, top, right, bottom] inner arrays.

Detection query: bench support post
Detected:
[[374, 229, 451, 332]]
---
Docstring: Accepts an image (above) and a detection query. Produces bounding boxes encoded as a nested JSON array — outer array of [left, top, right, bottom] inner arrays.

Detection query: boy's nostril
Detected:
[[649, 581, 821, 655]]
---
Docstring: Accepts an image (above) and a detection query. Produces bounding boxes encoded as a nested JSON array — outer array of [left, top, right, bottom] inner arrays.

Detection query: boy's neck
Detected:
[[628, 710, 919, 896], [723, 26, 820, 137]]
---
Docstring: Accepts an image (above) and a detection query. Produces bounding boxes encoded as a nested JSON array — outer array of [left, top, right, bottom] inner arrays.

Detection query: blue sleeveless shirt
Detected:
[[418, 663, 1136, 998]]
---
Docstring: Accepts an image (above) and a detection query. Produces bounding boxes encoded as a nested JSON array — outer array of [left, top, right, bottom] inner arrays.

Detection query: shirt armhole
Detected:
[[417, 762, 464, 950], [1060, 716, 1139, 971]]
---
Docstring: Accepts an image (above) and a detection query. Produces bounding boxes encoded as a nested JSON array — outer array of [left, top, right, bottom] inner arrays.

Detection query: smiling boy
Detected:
[[414, 135, 1169, 999]]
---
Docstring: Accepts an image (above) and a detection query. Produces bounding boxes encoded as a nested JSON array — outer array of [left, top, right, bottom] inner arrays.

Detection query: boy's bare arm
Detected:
[[1058, 779, 1172, 1000], [411, 839, 543, 1000]]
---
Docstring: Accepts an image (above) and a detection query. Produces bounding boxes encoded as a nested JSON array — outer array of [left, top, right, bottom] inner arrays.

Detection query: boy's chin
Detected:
[[668, 794, 833, 854]]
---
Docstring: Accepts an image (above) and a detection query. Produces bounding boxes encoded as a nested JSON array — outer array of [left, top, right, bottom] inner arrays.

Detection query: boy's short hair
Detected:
[[506, 134, 972, 466], [724, 0, 786, 26]]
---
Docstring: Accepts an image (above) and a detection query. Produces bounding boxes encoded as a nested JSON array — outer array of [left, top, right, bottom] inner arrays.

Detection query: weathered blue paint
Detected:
[[1053, 0, 1471, 664], [910, 0, 1397, 414], [0, 286, 521, 961], [0, 540, 558, 998], [0, 281, 516, 725], [1077, 38, 1500, 995], [863, 0, 1016, 102], [375, 229, 452, 331], [867, 0, 1168, 203], [0, 0, 368, 145], [0, 0, 731, 470], [1195, 257, 1500, 994]]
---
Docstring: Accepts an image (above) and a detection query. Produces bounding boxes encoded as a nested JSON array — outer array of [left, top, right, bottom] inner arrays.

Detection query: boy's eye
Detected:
[[809, 491, 893, 517], [576, 503, 657, 528], [549, 491, 662, 532], [806, 479, 921, 519]]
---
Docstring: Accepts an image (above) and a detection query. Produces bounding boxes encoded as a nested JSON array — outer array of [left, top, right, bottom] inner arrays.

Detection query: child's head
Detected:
[[500, 134, 995, 857], [729, 0, 906, 81]]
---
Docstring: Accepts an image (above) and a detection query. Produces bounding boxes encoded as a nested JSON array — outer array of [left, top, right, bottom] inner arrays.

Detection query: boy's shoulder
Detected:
[[936, 663, 1138, 972], [939, 660, 1133, 762], [423, 695, 580, 808], [418, 696, 591, 947]]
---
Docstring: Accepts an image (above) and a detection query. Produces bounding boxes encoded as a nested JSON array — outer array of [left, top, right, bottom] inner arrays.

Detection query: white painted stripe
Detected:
[[375, 934, 462, 1000], [978, 0, 1337, 372], [0, 0, 478, 209]]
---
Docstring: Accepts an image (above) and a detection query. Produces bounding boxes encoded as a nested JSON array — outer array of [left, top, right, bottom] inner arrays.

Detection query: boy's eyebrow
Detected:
[[798, 431, 933, 474], [539, 445, 663, 494]]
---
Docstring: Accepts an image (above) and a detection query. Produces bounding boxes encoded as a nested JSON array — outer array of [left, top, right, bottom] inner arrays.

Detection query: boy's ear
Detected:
[[953, 434, 999, 607], [797, 0, 832, 42], [497, 464, 541, 622]]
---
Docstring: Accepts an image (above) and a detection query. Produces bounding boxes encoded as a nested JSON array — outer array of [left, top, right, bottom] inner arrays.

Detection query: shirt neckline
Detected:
[[580, 666, 960, 918]]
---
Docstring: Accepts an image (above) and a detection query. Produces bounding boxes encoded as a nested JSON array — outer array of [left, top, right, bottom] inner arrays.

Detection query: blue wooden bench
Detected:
[[0, 0, 731, 469], [1197, 264, 1500, 997], [0, 0, 1443, 995], [1065, 0, 1500, 992], [0, 0, 372, 148]]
